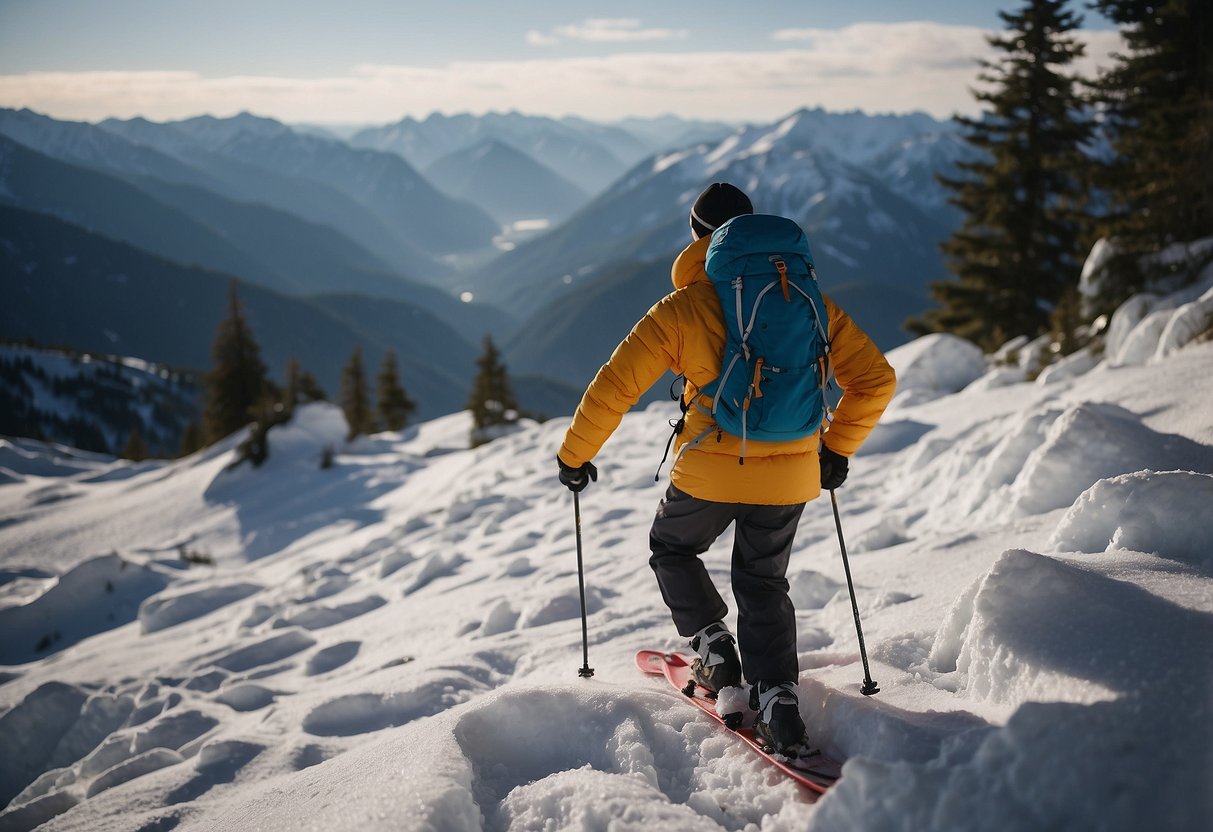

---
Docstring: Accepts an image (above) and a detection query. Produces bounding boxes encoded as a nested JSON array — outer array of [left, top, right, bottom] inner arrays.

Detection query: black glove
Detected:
[[557, 456, 598, 493], [820, 445, 849, 490]]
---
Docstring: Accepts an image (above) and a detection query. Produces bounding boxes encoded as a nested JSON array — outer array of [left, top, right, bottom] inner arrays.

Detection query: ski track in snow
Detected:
[[1, 321, 1213, 827]]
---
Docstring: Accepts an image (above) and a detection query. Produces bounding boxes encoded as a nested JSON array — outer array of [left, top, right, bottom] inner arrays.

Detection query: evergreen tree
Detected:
[[203, 281, 269, 443], [340, 346, 373, 440], [1049, 285, 1083, 357], [284, 357, 328, 407], [1087, 0, 1213, 304], [121, 425, 149, 461], [376, 351, 416, 432], [179, 420, 203, 457], [912, 0, 1093, 350], [467, 335, 519, 446], [282, 357, 303, 416], [297, 370, 327, 403]]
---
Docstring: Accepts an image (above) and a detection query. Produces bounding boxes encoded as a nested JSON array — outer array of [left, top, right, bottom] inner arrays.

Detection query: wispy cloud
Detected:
[[0, 23, 1124, 124], [772, 22, 1121, 77], [527, 18, 688, 47], [525, 30, 560, 47]]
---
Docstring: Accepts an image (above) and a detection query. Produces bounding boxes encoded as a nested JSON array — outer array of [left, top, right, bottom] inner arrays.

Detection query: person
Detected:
[[556, 182, 896, 753]]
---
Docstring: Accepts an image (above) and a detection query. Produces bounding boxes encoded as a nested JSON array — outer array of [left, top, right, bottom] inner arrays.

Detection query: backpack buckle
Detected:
[[769, 256, 790, 302]]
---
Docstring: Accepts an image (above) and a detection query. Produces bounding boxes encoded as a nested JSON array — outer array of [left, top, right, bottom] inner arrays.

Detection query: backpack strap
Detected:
[[654, 375, 692, 481], [787, 270, 835, 423]]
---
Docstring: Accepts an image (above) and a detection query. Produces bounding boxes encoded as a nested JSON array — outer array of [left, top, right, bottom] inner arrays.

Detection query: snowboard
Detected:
[[635, 649, 843, 793]]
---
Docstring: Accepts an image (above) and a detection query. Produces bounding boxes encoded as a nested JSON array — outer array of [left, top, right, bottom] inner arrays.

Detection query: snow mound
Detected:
[[927, 547, 1209, 710], [877, 398, 1213, 532], [1035, 346, 1098, 386], [1155, 287, 1213, 360], [262, 402, 348, 463], [0, 680, 222, 821], [139, 582, 263, 634], [1050, 471, 1213, 568], [1010, 402, 1213, 516], [852, 515, 912, 552], [301, 668, 488, 737], [1106, 261, 1213, 366], [0, 554, 171, 665], [814, 694, 1209, 832], [884, 333, 986, 407]]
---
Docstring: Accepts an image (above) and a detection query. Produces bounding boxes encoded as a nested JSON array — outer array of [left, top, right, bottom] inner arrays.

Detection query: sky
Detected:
[[0, 0, 1122, 125]]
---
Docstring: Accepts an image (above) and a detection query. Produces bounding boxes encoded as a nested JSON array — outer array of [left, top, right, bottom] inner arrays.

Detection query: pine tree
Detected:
[[297, 370, 327, 402], [121, 425, 149, 461], [467, 335, 519, 446], [376, 351, 416, 432], [283, 357, 303, 416], [179, 420, 203, 457], [281, 358, 325, 416], [1087, 0, 1213, 304], [912, 0, 1093, 350], [203, 281, 269, 443], [1049, 285, 1083, 357], [340, 346, 373, 440]]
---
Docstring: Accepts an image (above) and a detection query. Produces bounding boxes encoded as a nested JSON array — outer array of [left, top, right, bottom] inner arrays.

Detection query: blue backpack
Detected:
[[691, 214, 833, 463]]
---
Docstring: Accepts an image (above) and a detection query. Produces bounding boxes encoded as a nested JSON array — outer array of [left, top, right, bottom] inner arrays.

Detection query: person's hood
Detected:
[[671, 235, 712, 291]]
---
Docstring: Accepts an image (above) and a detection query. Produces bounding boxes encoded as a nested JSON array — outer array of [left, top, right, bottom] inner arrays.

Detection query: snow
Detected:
[[2, 311, 1213, 827], [883, 333, 986, 408], [1050, 470, 1213, 567]]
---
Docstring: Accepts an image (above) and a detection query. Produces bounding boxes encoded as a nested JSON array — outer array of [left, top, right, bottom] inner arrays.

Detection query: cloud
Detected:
[[553, 19, 688, 43], [0, 23, 1125, 124], [772, 22, 1123, 78], [527, 18, 688, 47], [525, 30, 559, 47]]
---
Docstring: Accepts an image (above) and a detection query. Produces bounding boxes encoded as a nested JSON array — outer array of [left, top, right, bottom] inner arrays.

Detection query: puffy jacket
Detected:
[[558, 234, 897, 505]]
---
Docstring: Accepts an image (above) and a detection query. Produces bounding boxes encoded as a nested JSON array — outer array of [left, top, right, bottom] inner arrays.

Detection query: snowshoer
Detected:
[[557, 182, 896, 754]]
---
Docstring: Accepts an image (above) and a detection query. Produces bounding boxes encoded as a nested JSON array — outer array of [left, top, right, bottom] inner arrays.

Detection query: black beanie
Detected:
[[689, 182, 753, 239]]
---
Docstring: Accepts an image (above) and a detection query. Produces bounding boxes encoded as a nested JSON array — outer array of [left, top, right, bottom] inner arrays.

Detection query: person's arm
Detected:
[[559, 298, 680, 467], [821, 296, 897, 456]]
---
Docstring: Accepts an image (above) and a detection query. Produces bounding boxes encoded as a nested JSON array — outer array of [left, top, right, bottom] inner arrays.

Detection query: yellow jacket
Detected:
[[559, 235, 897, 505]]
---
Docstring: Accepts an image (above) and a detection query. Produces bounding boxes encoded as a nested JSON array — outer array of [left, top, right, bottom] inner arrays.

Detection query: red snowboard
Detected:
[[635, 649, 843, 794]]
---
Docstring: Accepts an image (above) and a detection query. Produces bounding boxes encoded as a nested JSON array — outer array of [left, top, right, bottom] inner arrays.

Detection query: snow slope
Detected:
[[1, 317, 1212, 828]]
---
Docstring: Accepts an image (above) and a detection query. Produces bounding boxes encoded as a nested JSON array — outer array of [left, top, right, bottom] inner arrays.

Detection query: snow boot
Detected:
[[689, 621, 742, 694], [749, 681, 808, 755]]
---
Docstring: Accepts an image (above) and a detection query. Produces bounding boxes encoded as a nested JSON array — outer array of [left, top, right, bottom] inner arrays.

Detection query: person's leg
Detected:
[[648, 484, 738, 636], [731, 501, 806, 682]]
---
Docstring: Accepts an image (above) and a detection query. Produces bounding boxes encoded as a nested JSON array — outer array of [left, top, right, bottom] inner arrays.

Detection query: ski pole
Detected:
[[573, 490, 595, 679], [830, 489, 878, 695]]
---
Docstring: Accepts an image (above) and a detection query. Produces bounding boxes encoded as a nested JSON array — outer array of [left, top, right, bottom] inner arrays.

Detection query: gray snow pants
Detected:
[[648, 484, 805, 682]]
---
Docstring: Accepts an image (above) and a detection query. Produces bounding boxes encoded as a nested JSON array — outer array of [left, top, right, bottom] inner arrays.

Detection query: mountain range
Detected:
[[476, 108, 971, 389], [350, 111, 738, 194], [0, 104, 971, 445], [0, 205, 576, 421], [424, 140, 588, 226]]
